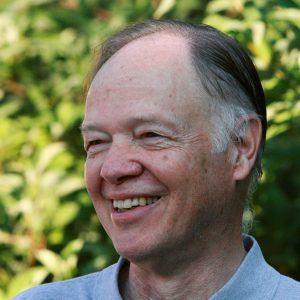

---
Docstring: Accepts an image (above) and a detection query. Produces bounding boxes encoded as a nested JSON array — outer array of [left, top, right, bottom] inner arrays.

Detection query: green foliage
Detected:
[[0, 0, 299, 298]]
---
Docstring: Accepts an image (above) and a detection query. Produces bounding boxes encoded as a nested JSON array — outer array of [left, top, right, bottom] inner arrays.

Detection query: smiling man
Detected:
[[15, 20, 300, 300]]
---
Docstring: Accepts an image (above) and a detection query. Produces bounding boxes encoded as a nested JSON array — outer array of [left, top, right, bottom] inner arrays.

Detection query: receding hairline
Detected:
[[87, 30, 208, 114], [94, 31, 195, 78], [88, 31, 198, 91], [84, 22, 196, 95]]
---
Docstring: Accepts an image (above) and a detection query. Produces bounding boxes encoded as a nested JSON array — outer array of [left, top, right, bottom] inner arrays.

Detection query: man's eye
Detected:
[[90, 139, 103, 145], [86, 140, 104, 150], [142, 132, 162, 138]]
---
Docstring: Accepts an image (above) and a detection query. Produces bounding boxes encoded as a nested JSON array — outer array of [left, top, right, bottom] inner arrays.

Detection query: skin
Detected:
[[82, 33, 262, 299]]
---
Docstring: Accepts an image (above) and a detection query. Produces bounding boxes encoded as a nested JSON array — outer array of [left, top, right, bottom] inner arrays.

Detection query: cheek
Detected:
[[84, 160, 108, 218], [151, 152, 187, 185], [149, 151, 198, 197], [84, 159, 101, 195]]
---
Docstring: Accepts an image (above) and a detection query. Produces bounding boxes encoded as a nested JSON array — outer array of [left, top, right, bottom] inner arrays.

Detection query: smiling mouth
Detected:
[[113, 196, 161, 212]]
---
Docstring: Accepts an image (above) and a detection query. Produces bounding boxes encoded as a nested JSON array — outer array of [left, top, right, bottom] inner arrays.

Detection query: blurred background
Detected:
[[0, 0, 299, 298]]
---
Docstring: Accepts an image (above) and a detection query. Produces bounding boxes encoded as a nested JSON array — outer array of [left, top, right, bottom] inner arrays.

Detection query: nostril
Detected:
[[116, 175, 132, 184]]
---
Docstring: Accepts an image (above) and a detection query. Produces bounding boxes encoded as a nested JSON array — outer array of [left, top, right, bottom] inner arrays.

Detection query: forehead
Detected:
[[97, 33, 190, 81], [88, 33, 200, 97], [85, 33, 210, 128]]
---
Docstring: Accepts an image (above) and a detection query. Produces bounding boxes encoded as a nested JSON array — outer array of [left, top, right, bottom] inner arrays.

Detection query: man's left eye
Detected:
[[86, 139, 105, 151], [142, 132, 161, 138], [90, 139, 103, 145]]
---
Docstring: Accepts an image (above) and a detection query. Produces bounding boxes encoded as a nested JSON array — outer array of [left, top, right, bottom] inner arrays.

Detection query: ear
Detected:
[[232, 117, 262, 181]]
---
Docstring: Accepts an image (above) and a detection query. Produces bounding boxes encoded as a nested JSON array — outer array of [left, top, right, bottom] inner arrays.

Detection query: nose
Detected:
[[100, 141, 144, 185]]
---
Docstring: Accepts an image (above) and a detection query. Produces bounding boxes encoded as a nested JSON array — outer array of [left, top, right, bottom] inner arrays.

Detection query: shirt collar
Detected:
[[210, 235, 280, 299], [93, 257, 124, 300], [96, 235, 280, 299]]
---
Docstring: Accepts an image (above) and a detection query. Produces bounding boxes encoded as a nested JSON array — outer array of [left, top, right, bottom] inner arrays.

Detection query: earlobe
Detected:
[[233, 156, 251, 181], [233, 117, 262, 181]]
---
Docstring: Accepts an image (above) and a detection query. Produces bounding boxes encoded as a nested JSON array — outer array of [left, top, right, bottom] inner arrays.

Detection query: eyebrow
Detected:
[[79, 123, 102, 133], [80, 115, 187, 134], [128, 116, 182, 130]]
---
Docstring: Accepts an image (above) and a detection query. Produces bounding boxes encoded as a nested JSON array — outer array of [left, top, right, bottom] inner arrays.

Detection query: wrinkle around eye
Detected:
[[85, 140, 111, 157], [140, 131, 210, 152], [136, 136, 180, 151]]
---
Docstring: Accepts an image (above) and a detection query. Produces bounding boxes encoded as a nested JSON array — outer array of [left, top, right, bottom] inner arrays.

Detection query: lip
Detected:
[[111, 197, 161, 225]]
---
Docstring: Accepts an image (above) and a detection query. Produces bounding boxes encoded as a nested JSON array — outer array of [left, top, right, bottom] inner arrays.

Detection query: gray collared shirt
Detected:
[[14, 236, 300, 299]]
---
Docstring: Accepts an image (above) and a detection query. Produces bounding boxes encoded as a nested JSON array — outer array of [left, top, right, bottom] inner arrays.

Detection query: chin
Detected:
[[114, 240, 156, 263]]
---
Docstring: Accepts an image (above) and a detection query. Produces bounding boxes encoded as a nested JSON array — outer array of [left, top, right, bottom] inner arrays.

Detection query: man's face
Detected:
[[82, 34, 238, 262]]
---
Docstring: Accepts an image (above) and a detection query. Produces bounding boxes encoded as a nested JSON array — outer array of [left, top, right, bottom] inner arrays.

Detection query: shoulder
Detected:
[[212, 235, 300, 300], [273, 274, 300, 300], [244, 235, 300, 300], [13, 261, 122, 300], [13, 272, 100, 300]]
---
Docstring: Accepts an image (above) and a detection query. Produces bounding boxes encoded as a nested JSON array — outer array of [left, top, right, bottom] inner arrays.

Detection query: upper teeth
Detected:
[[113, 197, 160, 209]]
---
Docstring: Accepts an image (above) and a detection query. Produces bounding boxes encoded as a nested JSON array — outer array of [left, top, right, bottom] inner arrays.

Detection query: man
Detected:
[[15, 20, 300, 299]]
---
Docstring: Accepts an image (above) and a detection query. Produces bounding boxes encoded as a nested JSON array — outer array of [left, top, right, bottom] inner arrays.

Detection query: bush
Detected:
[[0, 0, 299, 298]]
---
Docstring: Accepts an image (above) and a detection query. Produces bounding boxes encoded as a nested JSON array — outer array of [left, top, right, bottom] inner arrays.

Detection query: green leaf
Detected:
[[61, 239, 84, 258], [36, 142, 66, 173], [51, 202, 80, 228], [271, 8, 300, 26], [36, 249, 65, 277], [153, 0, 175, 19], [0, 174, 23, 194], [0, 100, 21, 118], [202, 15, 245, 32], [7, 267, 48, 299], [56, 176, 85, 197]]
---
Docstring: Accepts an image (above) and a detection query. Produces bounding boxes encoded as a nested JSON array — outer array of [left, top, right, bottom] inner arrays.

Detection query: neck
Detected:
[[119, 231, 247, 300]]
